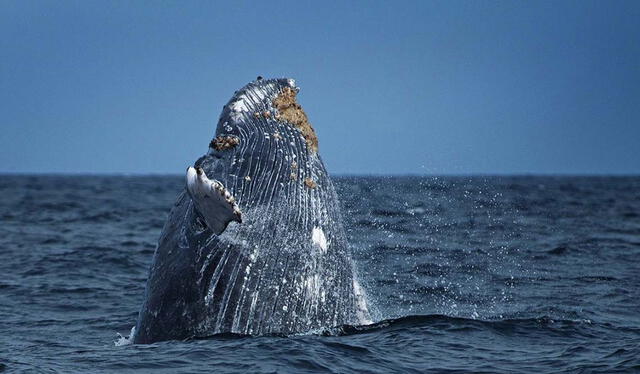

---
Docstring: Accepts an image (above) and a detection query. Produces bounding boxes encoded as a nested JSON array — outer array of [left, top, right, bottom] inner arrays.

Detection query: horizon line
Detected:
[[1, 171, 639, 178]]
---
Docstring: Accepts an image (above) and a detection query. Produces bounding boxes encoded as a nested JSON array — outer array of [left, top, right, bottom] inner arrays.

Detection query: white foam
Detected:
[[114, 326, 135, 346], [353, 279, 373, 325]]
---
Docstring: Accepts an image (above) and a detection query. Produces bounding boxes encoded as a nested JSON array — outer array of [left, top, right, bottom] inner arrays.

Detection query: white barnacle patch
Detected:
[[311, 226, 327, 253]]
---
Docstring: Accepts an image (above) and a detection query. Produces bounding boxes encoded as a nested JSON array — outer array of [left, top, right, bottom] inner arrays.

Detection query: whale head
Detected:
[[133, 78, 370, 343]]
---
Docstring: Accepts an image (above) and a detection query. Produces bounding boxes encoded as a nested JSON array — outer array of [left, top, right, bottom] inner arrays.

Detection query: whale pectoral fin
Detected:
[[186, 167, 242, 235]]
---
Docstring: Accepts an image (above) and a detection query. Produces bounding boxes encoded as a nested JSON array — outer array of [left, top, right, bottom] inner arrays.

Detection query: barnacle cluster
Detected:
[[210, 136, 240, 151], [304, 177, 317, 189], [272, 87, 318, 152]]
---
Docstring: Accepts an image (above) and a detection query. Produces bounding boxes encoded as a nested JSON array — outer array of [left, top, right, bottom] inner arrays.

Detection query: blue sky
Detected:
[[1, 1, 638, 175]]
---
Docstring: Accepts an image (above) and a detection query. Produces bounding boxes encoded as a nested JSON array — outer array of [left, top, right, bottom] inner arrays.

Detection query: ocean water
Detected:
[[1, 175, 639, 373]]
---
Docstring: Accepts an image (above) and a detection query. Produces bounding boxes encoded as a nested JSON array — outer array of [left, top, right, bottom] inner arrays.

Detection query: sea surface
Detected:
[[1, 175, 639, 373]]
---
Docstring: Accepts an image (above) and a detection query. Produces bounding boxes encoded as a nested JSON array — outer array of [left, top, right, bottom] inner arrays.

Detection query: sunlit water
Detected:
[[1, 175, 639, 373]]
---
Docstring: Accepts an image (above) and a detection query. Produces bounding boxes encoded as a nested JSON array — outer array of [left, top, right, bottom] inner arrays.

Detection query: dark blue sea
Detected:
[[1, 175, 639, 373]]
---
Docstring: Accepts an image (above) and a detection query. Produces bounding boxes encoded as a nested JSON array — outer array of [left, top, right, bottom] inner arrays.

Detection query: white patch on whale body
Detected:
[[311, 226, 327, 253], [186, 167, 198, 193], [230, 98, 249, 113], [227, 82, 278, 121]]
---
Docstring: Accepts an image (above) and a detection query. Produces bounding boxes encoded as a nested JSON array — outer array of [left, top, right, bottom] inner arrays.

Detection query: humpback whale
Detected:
[[133, 78, 370, 344]]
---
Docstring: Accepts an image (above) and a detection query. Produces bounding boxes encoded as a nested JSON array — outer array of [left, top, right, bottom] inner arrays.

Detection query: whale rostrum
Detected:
[[133, 77, 370, 343]]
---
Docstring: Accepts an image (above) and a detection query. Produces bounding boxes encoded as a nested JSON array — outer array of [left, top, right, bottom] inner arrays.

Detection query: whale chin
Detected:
[[133, 77, 370, 343]]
